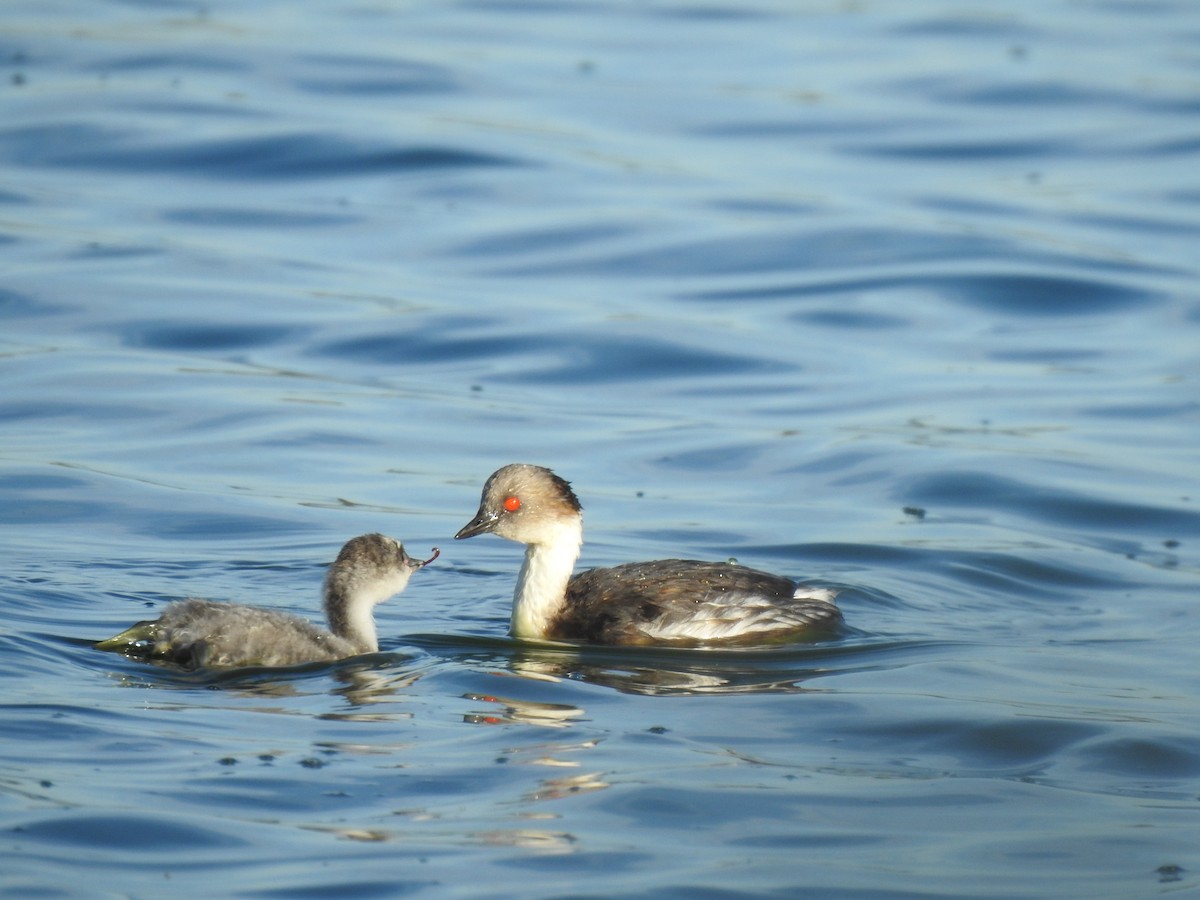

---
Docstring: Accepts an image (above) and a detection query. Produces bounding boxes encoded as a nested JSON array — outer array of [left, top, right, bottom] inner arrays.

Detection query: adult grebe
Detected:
[[96, 534, 439, 669], [454, 464, 842, 645]]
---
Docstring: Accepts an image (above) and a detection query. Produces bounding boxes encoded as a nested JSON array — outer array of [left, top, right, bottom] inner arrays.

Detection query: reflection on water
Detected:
[[521, 773, 609, 804], [100, 623, 877, 705], [423, 622, 890, 698], [463, 691, 584, 728], [477, 828, 579, 854], [506, 644, 835, 697], [323, 664, 423, 717]]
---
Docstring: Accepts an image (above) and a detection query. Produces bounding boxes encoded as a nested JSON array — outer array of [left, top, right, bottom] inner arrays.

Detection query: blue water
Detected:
[[2, 0, 1199, 896]]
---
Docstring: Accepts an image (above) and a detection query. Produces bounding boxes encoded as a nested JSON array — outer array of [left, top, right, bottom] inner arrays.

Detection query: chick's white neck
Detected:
[[510, 515, 582, 639], [343, 595, 380, 653], [325, 570, 409, 653]]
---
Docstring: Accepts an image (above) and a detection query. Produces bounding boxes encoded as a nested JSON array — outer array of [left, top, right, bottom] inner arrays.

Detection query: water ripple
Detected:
[[14, 812, 245, 851], [903, 470, 1200, 536], [2, 1, 1199, 896], [689, 268, 1167, 313], [0, 125, 522, 180], [292, 54, 458, 96]]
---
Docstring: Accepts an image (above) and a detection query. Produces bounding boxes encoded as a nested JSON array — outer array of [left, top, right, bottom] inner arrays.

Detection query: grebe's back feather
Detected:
[[559, 560, 841, 645]]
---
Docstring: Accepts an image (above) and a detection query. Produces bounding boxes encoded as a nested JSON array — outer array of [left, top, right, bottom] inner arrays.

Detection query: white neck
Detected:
[[341, 599, 379, 653], [510, 516, 582, 639], [325, 570, 410, 654]]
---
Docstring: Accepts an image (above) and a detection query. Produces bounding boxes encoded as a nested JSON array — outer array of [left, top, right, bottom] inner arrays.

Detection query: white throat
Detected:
[[510, 516, 582, 639], [326, 570, 410, 654], [342, 598, 379, 653]]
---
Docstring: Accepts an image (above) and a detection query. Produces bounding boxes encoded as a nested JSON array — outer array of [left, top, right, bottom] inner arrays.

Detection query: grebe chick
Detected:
[[454, 464, 842, 646], [96, 534, 439, 669]]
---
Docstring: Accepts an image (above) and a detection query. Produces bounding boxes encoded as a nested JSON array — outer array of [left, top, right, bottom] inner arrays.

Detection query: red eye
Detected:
[[503, 495, 521, 512]]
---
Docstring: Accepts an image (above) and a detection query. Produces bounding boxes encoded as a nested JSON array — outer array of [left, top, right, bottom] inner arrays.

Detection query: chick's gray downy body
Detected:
[[96, 534, 437, 669]]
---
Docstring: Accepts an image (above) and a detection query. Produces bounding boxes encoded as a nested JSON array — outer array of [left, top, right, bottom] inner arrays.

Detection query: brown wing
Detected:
[[555, 560, 840, 645]]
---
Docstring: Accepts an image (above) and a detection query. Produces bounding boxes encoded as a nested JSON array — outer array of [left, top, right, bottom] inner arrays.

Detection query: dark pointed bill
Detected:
[[455, 512, 497, 540]]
